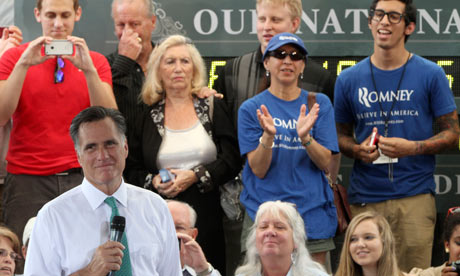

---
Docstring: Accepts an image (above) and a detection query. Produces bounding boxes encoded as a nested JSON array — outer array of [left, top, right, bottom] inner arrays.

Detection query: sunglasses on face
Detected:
[[267, 50, 305, 61], [54, 57, 65, 84], [0, 248, 20, 261], [370, 9, 406, 24]]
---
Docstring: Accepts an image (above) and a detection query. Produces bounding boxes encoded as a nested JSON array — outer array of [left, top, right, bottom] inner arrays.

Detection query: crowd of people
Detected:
[[0, 0, 458, 275]]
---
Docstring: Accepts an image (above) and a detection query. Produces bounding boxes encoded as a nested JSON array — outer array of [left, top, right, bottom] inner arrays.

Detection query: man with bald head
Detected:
[[106, 0, 156, 144], [167, 200, 222, 276]]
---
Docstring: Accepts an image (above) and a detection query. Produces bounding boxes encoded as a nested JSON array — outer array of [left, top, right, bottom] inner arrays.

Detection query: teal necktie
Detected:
[[105, 197, 132, 276]]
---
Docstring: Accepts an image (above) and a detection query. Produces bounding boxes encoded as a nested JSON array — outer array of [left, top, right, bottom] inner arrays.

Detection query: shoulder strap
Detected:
[[307, 91, 317, 110]]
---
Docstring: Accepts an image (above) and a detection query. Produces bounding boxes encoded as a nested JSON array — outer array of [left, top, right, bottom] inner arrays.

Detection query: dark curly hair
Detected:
[[444, 211, 460, 243]]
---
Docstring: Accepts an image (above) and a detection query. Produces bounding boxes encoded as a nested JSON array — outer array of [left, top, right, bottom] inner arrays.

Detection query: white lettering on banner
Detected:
[[345, 9, 368, 34], [418, 9, 442, 34], [250, 9, 257, 34], [194, 9, 218, 35], [358, 87, 414, 108], [320, 9, 345, 34], [222, 9, 246, 35], [299, 9, 319, 34], [444, 9, 460, 34], [436, 174, 452, 195], [336, 174, 460, 195], [456, 175, 460, 195], [192, 8, 459, 36]]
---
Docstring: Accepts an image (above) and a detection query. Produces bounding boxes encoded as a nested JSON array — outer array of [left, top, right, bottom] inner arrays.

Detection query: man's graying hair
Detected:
[[166, 200, 198, 228], [69, 106, 127, 153], [111, 0, 155, 18]]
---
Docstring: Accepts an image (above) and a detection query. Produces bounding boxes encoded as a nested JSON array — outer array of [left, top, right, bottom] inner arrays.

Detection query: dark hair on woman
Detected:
[[444, 211, 460, 242], [369, 0, 417, 42]]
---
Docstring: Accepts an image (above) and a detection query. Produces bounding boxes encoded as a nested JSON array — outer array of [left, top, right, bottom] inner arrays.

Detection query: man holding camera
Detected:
[[0, 0, 117, 242]]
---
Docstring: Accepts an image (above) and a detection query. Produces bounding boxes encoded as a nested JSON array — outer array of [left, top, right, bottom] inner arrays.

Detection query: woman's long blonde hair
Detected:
[[141, 35, 206, 105], [335, 211, 404, 276]]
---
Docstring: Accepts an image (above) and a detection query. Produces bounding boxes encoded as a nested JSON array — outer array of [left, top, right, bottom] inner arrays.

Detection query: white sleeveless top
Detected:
[[157, 121, 217, 170]]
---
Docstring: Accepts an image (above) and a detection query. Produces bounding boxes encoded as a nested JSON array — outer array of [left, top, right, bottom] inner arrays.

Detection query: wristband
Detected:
[[259, 136, 274, 149], [302, 135, 313, 147], [196, 262, 214, 276]]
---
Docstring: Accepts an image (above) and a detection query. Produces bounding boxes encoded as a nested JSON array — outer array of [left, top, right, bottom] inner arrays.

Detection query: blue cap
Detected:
[[262, 32, 308, 61]]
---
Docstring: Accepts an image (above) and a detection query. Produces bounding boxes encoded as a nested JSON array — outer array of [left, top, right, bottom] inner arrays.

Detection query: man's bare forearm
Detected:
[[415, 111, 459, 155], [336, 122, 358, 159]]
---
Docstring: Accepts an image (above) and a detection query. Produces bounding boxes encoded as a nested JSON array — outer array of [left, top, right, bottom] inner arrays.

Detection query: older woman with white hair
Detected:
[[235, 200, 328, 276], [124, 35, 241, 273]]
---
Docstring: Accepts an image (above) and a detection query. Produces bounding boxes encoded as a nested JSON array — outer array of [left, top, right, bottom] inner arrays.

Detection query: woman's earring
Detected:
[[266, 70, 270, 77], [291, 250, 297, 265], [300, 73, 304, 80], [446, 247, 450, 253]]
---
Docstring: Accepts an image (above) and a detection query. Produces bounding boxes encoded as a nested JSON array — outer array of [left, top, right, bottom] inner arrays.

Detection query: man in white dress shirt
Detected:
[[24, 106, 181, 276], [167, 200, 221, 276]]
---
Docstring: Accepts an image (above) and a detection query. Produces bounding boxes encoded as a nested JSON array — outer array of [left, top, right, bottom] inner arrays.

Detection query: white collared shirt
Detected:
[[24, 178, 181, 276]]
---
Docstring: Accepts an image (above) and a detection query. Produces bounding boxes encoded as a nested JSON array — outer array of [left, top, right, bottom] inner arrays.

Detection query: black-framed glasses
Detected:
[[54, 57, 65, 84], [370, 9, 406, 24], [267, 50, 305, 61], [0, 248, 21, 261]]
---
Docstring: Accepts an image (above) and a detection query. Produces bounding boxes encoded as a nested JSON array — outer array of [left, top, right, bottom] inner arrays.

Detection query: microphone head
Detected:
[[110, 215, 125, 232]]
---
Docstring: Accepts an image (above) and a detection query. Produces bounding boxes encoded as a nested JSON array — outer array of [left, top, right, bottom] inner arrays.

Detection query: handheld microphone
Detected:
[[108, 216, 125, 276]]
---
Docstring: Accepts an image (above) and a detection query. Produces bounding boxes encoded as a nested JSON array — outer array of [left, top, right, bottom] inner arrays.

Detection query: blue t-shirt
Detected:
[[238, 89, 339, 239], [334, 54, 456, 204]]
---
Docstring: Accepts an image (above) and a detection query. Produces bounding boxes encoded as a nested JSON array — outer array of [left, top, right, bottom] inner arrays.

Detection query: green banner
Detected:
[[15, 0, 460, 56]]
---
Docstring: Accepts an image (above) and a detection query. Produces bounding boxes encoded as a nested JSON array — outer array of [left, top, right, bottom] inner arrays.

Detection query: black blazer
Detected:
[[124, 96, 242, 192]]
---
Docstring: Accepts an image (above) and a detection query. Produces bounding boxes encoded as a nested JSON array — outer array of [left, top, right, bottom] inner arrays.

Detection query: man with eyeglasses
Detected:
[[334, 0, 459, 271], [167, 200, 222, 276], [0, 0, 117, 245]]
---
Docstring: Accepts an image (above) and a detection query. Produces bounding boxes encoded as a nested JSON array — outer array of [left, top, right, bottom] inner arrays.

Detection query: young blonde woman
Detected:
[[336, 211, 415, 276]]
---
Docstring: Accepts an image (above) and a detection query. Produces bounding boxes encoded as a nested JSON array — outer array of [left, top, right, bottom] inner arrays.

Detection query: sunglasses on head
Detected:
[[446, 206, 460, 221], [267, 49, 305, 61]]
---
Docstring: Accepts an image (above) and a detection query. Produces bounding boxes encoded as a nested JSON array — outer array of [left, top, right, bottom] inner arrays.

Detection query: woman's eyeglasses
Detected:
[[54, 57, 65, 84], [0, 248, 21, 261], [267, 50, 305, 61]]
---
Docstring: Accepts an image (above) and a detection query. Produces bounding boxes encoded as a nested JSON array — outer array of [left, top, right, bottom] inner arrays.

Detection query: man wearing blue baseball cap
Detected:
[[238, 32, 339, 267]]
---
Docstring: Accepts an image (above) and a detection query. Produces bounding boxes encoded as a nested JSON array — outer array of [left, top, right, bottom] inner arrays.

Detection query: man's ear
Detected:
[[34, 8, 41, 23], [290, 16, 300, 33], [151, 14, 157, 30], [75, 6, 82, 22], [123, 139, 128, 159], [191, 227, 198, 239], [405, 22, 415, 36]]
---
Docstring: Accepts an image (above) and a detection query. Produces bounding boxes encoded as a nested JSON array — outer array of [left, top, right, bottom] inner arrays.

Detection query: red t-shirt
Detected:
[[0, 43, 112, 175]]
